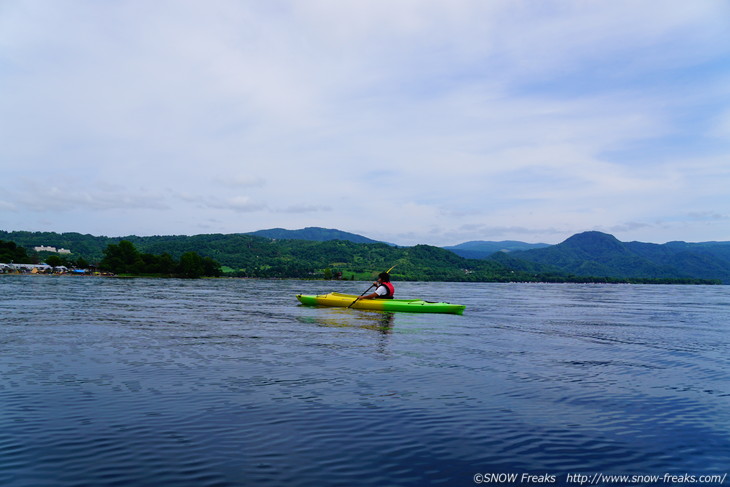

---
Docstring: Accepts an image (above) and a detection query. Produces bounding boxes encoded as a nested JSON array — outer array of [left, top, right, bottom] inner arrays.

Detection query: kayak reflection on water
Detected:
[[297, 309, 395, 335]]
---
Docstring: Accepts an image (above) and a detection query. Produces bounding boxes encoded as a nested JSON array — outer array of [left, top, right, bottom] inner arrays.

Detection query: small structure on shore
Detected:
[[1, 263, 52, 273], [0, 263, 89, 274]]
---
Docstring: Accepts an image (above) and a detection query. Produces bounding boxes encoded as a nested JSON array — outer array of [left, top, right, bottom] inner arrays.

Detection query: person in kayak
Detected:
[[358, 272, 395, 300]]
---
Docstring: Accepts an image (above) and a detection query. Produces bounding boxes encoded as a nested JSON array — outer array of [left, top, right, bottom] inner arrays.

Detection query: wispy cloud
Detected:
[[7, 181, 168, 212], [215, 174, 267, 189], [687, 211, 729, 222], [275, 204, 332, 214], [0, 201, 17, 211]]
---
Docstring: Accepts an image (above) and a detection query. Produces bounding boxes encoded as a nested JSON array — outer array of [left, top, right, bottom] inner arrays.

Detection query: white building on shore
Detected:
[[33, 245, 71, 254]]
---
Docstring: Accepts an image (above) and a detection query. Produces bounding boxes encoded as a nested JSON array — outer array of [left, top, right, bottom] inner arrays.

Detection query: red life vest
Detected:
[[378, 281, 395, 299]]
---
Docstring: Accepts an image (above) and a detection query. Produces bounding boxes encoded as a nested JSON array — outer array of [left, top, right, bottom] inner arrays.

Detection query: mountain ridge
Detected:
[[444, 240, 550, 259], [1, 228, 728, 283], [492, 231, 730, 284], [245, 227, 386, 244]]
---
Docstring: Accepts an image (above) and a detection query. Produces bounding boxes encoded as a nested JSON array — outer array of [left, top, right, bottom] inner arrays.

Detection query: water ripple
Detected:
[[1, 278, 729, 485]]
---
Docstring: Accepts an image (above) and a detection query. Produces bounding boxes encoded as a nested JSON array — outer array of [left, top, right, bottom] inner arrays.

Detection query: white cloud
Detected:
[[1, 1, 729, 244]]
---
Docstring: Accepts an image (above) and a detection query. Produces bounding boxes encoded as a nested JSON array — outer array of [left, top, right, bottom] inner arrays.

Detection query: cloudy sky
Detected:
[[2, 1, 729, 246]]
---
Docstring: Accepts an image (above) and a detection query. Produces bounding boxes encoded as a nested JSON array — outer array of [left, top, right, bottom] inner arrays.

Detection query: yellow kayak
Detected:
[[296, 292, 465, 315]]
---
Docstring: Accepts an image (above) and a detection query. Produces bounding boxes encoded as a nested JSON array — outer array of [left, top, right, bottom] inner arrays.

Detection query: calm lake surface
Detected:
[[1, 277, 728, 486]]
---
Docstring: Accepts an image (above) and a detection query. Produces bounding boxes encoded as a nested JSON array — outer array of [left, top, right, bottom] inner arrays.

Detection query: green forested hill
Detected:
[[245, 227, 386, 244], [491, 231, 730, 283], [0, 240, 32, 264], [1, 229, 724, 283], [0, 230, 518, 280], [137, 236, 520, 281], [0, 231, 116, 262]]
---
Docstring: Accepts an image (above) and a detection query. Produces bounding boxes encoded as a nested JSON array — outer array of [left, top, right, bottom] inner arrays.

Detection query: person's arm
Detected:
[[358, 283, 383, 300]]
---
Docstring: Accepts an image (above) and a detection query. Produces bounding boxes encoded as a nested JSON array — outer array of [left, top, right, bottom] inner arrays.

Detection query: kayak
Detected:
[[296, 292, 465, 315]]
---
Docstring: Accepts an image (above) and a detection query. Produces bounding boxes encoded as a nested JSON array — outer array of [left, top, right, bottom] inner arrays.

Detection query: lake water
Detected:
[[1, 277, 728, 486]]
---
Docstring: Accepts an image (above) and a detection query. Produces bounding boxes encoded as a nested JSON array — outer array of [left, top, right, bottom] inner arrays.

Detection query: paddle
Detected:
[[347, 265, 397, 309]]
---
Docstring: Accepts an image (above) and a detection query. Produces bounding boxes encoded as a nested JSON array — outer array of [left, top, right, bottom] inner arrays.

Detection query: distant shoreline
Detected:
[[1, 273, 722, 285]]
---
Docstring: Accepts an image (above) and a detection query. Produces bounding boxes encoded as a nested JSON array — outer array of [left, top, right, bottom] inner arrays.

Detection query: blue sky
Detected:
[[1, 1, 729, 246]]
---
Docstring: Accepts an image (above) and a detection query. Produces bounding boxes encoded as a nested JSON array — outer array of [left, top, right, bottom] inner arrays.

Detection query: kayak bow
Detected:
[[296, 292, 465, 315]]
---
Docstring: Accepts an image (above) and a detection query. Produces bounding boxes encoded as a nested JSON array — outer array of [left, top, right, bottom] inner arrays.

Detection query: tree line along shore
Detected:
[[0, 236, 721, 284], [1, 239, 221, 278]]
